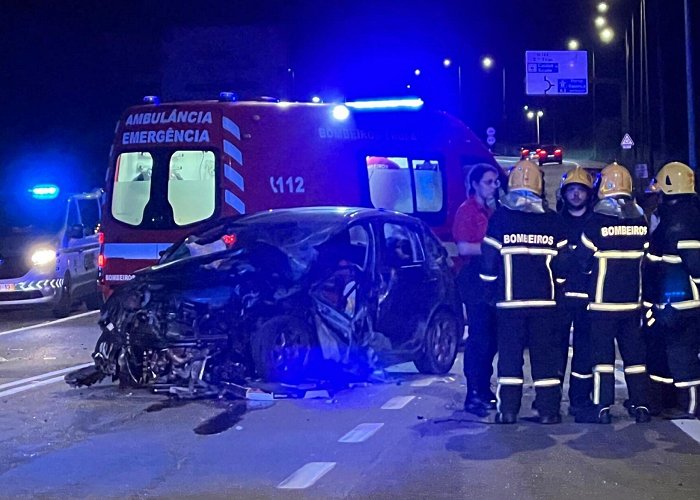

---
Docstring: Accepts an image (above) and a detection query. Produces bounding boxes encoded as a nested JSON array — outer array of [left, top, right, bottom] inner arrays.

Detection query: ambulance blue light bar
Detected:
[[29, 184, 60, 199], [142, 95, 160, 105], [345, 98, 424, 110]]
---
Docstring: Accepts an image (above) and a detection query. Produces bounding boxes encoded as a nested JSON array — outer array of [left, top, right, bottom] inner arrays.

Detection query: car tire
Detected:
[[52, 273, 72, 318], [84, 288, 104, 311], [414, 308, 460, 374], [558, 160, 563, 164], [251, 315, 315, 383]]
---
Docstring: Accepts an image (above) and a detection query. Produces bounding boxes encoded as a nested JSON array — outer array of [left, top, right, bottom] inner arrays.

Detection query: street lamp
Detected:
[[567, 39, 580, 51], [525, 108, 544, 144], [481, 56, 507, 124], [600, 27, 615, 44], [594, 16, 607, 28], [597, 2, 609, 14]]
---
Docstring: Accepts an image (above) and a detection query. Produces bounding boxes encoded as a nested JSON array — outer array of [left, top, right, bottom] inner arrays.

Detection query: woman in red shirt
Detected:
[[452, 163, 501, 416]]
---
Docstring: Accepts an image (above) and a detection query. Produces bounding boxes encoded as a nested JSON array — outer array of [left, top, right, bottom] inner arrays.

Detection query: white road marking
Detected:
[[338, 423, 384, 443], [410, 377, 436, 387], [0, 362, 93, 394], [277, 462, 336, 489], [381, 395, 415, 410], [0, 310, 99, 338], [672, 420, 700, 444]]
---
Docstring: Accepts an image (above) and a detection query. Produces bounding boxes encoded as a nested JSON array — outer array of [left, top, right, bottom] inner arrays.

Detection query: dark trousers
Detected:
[[655, 308, 700, 415], [463, 302, 497, 395], [496, 308, 562, 417], [589, 311, 649, 409], [645, 317, 677, 412], [558, 297, 593, 408]]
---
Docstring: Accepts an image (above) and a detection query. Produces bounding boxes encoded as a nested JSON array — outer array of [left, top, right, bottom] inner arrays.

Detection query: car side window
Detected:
[[348, 224, 369, 270], [383, 223, 424, 267], [77, 199, 101, 235], [66, 199, 80, 228]]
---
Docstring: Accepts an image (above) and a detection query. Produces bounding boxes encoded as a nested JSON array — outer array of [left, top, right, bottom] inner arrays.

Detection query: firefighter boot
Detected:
[[574, 405, 612, 424], [495, 412, 517, 424], [464, 390, 490, 418]]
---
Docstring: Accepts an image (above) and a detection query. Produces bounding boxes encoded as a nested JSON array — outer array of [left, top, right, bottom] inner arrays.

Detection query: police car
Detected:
[[0, 185, 103, 317]]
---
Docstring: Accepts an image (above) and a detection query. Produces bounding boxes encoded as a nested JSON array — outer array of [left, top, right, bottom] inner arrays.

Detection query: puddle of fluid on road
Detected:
[[194, 401, 248, 435]]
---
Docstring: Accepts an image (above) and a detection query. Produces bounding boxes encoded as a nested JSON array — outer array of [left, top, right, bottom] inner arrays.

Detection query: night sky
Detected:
[[1, 0, 697, 192]]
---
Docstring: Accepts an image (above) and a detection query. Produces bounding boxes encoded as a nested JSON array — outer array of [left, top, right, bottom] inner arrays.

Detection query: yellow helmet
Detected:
[[561, 166, 594, 190], [508, 160, 543, 195], [648, 161, 695, 195], [597, 162, 633, 199]]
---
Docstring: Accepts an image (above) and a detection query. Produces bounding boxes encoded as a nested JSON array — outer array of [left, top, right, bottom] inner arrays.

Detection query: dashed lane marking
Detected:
[[277, 462, 336, 489], [410, 377, 437, 387], [338, 423, 384, 443], [381, 395, 415, 410], [672, 420, 700, 444], [0, 310, 99, 338], [0, 362, 93, 397]]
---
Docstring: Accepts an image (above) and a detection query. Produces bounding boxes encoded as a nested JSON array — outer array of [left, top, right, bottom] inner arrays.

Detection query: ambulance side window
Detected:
[[111, 152, 153, 226], [366, 156, 413, 213], [167, 150, 216, 226], [411, 159, 443, 213]]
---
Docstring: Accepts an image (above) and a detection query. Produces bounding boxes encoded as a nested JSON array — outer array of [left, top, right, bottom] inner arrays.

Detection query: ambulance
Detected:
[[99, 94, 499, 294]]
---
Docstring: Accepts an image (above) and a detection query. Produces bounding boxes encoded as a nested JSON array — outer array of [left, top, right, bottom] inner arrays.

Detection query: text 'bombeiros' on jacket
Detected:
[[643, 195, 700, 311], [480, 205, 568, 309], [575, 198, 650, 312]]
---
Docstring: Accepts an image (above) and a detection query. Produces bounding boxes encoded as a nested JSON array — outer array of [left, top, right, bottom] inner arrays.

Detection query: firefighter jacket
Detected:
[[559, 209, 592, 300], [642, 195, 700, 311], [480, 192, 567, 309], [575, 197, 649, 312]]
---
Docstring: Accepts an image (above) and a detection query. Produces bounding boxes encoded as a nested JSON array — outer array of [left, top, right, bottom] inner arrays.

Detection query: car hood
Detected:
[[0, 230, 59, 257]]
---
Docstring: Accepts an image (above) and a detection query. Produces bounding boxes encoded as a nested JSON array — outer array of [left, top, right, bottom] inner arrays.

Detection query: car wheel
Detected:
[[252, 316, 315, 383], [84, 288, 104, 311], [414, 309, 460, 374], [558, 160, 563, 164], [52, 273, 72, 318]]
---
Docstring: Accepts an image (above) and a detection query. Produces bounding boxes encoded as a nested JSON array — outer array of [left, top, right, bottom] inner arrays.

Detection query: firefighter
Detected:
[[574, 162, 651, 424], [556, 167, 595, 415], [452, 163, 501, 416], [480, 160, 567, 424], [643, 161, 700, 419]]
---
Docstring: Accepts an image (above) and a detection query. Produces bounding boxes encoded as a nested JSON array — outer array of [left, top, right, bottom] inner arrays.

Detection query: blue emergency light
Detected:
[[332, 105, 351, 121], [219, 91, 239, 102], [29, 184, 60, 199], [345, 98, 424, 110], [143, 95, 160, 105]]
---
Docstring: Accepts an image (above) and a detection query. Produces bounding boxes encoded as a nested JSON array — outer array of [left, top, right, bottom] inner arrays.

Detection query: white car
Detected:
[[0, 187, 103, 317]]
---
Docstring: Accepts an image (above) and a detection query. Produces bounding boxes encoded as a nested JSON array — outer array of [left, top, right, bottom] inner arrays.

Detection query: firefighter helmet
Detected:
[[561, 166, 594, 190], [648, 161, 695, 195], [597, 162, 633, 199], [508, 160, 543, 195]]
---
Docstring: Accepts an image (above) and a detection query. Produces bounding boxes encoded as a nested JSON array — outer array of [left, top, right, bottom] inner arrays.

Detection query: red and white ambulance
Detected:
[[99, 95, 499, 294]]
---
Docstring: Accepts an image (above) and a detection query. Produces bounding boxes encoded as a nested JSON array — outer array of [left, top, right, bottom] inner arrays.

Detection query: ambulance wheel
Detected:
[[252, 316, 314, 383], [52, 274, 72, 318], [414, 309, 460, 374]]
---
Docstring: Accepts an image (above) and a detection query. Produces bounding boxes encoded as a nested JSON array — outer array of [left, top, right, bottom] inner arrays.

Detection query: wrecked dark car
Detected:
[[70, 207, 462, 397]]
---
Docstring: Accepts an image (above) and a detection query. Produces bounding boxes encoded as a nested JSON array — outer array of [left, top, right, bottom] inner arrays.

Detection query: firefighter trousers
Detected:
[[558, 297, 593, 408], [463, 302, 497, 395], [654, 308, 700, 416], [496, 308, 561, 417], [589, 311, 649, 409], [645, 317, 677, 413]]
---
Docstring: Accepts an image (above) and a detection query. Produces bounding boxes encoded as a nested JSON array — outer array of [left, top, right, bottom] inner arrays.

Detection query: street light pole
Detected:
[[536, 113, 541, 144], [684, 0, 697, 168]]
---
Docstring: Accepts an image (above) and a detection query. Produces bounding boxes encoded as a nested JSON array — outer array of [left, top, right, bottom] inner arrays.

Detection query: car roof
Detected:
[[200, 207, 424, 235]]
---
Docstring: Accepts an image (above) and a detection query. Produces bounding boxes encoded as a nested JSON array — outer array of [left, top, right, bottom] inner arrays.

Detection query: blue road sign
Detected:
[[557, 78, 588, 94]]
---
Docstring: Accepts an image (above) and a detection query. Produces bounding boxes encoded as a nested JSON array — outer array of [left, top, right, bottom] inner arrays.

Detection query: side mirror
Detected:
[[67, 224, 85, 239]]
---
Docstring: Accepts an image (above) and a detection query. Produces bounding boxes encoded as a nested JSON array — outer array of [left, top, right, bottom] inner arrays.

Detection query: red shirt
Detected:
[[452, 196, 495, 270], [452, 196, 495, 243]]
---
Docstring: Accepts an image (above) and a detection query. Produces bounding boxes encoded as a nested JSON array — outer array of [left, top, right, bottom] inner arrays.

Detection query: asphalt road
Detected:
[[0, 310, 699, 499]]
